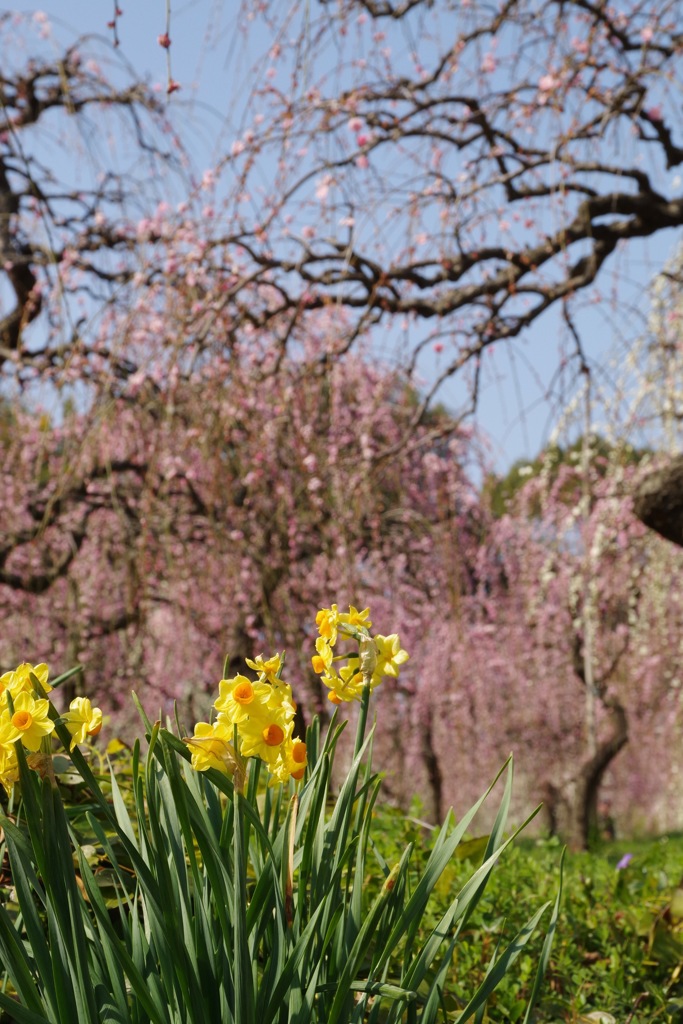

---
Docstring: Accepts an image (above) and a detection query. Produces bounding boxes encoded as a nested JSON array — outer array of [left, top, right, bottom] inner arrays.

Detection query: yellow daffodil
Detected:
[[311, 636, 333, 676], [321, 659, 365, 703], [268, 738, 307, 786], [339, 605, 372, 629], [238, 714, 293, 765], [19, 662, 51, 693], [62, 697, 103, 751], [186, 606, 404, 789], [266, 684, 297, 723], [0, 713, 20, 793], [0, 748, 18, 794], [289, 739, 307, 780], [0, 677, 13, 710], [0, 662, 51, 709], [213, 675, 272, 724], [316, 605, 339, 645], [0, 712, 20, 752], [9, 691, 54, 752], [245, 653, 283, 682], [372, 634, 409, 680], [184, 720, 242, 777]]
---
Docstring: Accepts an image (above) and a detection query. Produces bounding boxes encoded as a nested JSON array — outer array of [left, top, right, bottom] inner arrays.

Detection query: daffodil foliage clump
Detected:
[[0, 606, 560, 1024]]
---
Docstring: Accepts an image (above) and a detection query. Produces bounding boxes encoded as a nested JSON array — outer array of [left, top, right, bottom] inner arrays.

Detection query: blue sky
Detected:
[[7, 1, 682, 473]]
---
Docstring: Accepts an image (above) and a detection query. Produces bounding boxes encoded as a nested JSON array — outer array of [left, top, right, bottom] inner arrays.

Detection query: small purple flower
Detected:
[[616, 853, 633, 871]]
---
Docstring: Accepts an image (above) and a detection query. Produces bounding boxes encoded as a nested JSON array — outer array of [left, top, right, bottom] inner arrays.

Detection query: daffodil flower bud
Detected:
[[359, 637, 378, 682]]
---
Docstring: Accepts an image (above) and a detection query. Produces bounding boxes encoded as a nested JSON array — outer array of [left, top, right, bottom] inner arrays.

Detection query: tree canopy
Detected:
[[2, 2, 683, 418]]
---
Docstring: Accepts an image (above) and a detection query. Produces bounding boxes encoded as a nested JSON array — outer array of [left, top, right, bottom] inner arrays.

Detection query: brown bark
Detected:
[[567, 700, 628, 850], [420, 706, 443, 823], [545, 699, 628, 850]]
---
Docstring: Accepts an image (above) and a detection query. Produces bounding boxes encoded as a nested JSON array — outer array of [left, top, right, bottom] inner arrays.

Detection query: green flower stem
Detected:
[[354, 678, 372, 759]]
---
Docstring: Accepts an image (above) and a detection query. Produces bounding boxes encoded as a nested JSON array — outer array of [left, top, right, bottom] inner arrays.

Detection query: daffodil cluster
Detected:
[[185, 652, 307, 787], [312, 604, 409, 704], [0, 662, 103, 792]]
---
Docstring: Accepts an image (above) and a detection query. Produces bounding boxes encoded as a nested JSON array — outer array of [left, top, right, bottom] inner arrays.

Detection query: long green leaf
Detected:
[[326, 856, 410, 1024], [0, 992, 51, 1024], [522, 846, 565, 1024], [455, 900, 552, 1023], [233, 790, 254, 1024], [379, 760, 512, 967], [0, 821, 55, 1016], [43, 781, 99, 1024], [75, 842, 171, 1024]]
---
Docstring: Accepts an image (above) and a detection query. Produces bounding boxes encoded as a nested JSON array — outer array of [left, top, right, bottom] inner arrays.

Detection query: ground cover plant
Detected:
[[370, 805, 683, 1023], [0, 606, 560, 1023]]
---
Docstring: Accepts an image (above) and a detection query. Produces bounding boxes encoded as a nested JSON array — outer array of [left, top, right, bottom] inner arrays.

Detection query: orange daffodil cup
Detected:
[[0, 662, 103, 792]]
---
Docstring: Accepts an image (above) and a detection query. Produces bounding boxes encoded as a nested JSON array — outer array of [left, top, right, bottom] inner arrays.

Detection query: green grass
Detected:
[[370, 804, 683, 1022]]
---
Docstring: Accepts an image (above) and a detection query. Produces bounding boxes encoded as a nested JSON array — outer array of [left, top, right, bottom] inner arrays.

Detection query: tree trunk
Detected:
[[420, 706, 443, 824], [561, 700, 628, 851]]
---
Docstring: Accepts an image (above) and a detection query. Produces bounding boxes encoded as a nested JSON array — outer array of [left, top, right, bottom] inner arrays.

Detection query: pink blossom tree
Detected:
[[0, 318, 482, 735], [2, 4, 683, 407], [398, 445, 683, 848], [1, 7, 683, 846]]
